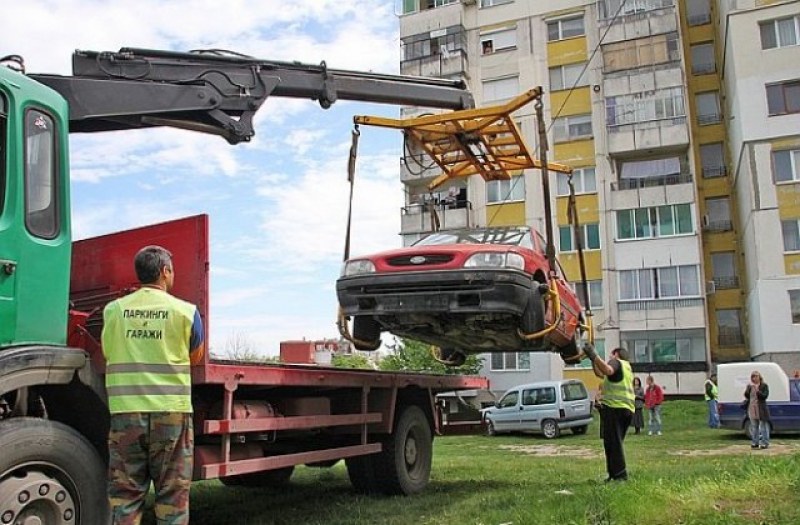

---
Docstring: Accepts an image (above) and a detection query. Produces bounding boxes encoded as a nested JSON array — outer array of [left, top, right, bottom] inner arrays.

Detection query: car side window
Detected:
[[526, 387, 556, 405], [562, 383, 588, 401], [499, 391, 519, 408], [25, 108, 59, 239], [522, 389, 537, 405]]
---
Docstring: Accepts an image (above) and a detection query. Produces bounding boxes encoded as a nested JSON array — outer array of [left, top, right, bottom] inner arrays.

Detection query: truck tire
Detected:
[[375, 405, 433, 495], [345, 454, 378, 494], [352, 316, 381, 351], [0, 417, 109, 525], [220, 466, 294, 487]]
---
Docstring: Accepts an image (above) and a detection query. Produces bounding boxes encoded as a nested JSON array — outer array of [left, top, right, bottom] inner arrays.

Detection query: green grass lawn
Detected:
[[157, 401, 800, 524]]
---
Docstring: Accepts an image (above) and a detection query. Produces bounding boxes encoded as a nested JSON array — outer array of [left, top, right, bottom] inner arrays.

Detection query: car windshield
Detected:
[[413, 228, 533, 249]]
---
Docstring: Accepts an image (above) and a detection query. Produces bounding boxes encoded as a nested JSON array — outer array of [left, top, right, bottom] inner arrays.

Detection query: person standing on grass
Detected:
[[583, 345, 634, 482], [632, 377, 645, 435], [644, 375, 664, 436], [744, 371, 771, 449], [102, 245, 205, 524], [704, 373, 720, 429]]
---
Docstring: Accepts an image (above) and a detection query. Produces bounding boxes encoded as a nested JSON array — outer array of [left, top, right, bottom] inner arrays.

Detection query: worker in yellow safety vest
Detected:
[[583, 345, 635, 482], [101, 245, 204, 525], [705, 373, 720, 429]]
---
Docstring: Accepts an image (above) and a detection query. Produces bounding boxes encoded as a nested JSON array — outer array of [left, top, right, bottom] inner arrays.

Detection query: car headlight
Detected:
[[464, 252, 525, 270], [342, 259, 376, 277]]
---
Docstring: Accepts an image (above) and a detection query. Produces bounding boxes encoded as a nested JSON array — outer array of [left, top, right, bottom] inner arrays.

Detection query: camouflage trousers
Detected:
[[108, 412, 194, 525]]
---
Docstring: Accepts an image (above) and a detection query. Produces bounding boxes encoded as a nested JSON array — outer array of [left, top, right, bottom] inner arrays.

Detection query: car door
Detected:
[[520, 387, 557, 430], [561, 382, 590, 421], [488, 390, 521, 431]]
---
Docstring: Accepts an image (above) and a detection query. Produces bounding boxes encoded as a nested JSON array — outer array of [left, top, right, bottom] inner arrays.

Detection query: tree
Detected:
[[331, 353, 373, 369], [379, 338, 483, 375], [223, 331, 273, 362]]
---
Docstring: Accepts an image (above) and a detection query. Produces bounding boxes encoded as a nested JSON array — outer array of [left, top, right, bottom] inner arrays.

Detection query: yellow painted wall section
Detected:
[[711, 289, 743, 309], [703, 231, 737, 252], [560, 251, 602, 281], [772, 137, 800, 150], [785, 254, 800, 275], [550, 88, 591, 117], [687, 24, 714, 43], [556, 194, 599, 224], [486, 202, 525, 226], [553, 139, 595, 165], [564, 368, 601, 393], [777, 184, 800, 219], [547, 37, 588, 67], [700, 176, 729, 198]]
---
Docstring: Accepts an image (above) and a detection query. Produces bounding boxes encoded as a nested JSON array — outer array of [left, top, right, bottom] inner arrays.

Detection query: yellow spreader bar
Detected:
[[354, 88, 572, 190]]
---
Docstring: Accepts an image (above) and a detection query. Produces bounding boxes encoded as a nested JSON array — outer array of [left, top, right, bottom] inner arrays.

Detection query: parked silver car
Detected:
[[480, 379, 592, 439]]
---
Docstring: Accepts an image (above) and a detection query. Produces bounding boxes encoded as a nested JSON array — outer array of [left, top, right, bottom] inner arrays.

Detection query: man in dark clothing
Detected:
[[583, 345, 635, 481]]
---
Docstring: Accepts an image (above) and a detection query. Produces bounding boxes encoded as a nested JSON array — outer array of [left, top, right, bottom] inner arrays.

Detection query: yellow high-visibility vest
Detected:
[[602, 359, 635, 412], [102, 287, 196, 413], [704, 380, 718, 401]]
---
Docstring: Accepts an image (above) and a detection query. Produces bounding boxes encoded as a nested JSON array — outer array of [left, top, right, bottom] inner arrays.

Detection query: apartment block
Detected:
[[397, 0, 799, 391]]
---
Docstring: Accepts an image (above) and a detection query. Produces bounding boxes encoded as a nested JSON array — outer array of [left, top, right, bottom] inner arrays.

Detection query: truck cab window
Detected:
[[25, 109, 58, 238], [0, 95, 6, 216]]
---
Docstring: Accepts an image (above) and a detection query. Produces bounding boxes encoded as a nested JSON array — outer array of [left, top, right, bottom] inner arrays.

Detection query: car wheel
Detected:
[[485, 419, 496, 437], [541, 419, 560, 439], [572, 425, 588, 435], [521, 285, 546, 334], [352, 316, 381, 351]]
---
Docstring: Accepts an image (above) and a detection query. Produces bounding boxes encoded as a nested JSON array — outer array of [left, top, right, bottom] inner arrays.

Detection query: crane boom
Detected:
[[29, 47, 474, 144]]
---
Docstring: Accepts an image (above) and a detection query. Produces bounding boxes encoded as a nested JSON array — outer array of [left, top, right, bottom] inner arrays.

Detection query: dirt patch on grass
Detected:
[[669, 443, 798, 457], [496, 444, 599, 459]]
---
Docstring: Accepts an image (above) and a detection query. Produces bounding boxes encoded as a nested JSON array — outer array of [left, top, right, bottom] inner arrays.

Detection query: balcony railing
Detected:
[[702, 166, 727, 179], [718, 329, 744, 347], [612, 172, 692, 191], [712, 276, 740, 290], [400, 48, 468, 79], [697, 112, 722, 125], [618, 298, 704, 311], [607, 116, 687, 133], [692, 63, 716, 75], [688, 13, 712, 26], [703, 220, 733, 233], [401, 200, 473, 234]]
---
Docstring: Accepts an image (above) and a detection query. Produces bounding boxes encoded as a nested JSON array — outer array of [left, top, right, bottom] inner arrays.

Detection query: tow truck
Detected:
[[0, 48, 486, 524]]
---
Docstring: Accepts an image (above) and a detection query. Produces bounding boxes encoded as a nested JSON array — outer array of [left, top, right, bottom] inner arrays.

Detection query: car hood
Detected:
[[347, 244, 520, 273]]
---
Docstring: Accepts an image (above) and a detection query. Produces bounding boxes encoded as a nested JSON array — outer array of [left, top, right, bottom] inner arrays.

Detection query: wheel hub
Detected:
[[0, 470, 76, 525], [404, 435, 418, 465]]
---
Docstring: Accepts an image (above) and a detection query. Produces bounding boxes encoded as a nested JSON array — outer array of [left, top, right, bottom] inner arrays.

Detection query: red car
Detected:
[[336, 227, 584, 364]]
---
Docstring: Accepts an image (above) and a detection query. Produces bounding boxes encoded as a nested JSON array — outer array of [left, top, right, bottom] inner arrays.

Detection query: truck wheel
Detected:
[[352, 316, 381, 351], [220, 466, 294, 487], [541, 419, 561, 439], [521, 286, 546, 334], [376, 405, 433, 495], [345, 455, 378, 494], [0, 418, 108, 525]]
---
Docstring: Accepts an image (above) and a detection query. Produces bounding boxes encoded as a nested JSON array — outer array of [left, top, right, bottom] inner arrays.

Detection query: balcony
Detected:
[[400, 48, 469, 80], [597, 3, 678, 44], [606, 117, 689, 154], [400, 201, 474, 235], [688, 13, 711, 26], [697, 112, 722, 126], [701, 166, 726, 179], [612, 172, 692, 191], [400, 154, 442, 183], [718, 328, 744, 347], [703, 220, 732, 233], [691, 62, 716, 76], [712, 276, 740, 290], [618, 298, 704, 312]]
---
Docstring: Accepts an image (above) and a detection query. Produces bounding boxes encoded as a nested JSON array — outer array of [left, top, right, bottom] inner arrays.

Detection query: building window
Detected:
[[773, 149, 800, 183], [690, 42, 716, 75], [574, 280, 603, 309], [559, 223, 600, 252], [482, 76, 519, 103], [717, 309, 744, 346], [760, 16, 800, 50], [549, 63, 588, 91], [598, 0, 675, 20], [703, 198, 732, 233], [700, 142, 726, 178], [616, 155, 689, 189], [695, 91, 721, 124], [402, 28, 466, 62], [480, 0, 513, 7], [490, 352, 530, 371], [617, 204, 693, 240], [711, 252, 738, 290], [556, 167, 596, 196], [782, 219, 800, 251], [605, 87, 685, 127], [487, 176, 524, 203], [789, 290, 800, 323], [547, 16, 585, 42], [621, 329, 706, 363], [686, 0, 711, 26], [553, 114, 593, 143], [25, 109, 59, 240], [766, 80, 800, 116], [619, 266, 700, 300], [480, 26, 516, 55], [602, 32, 679, 73]]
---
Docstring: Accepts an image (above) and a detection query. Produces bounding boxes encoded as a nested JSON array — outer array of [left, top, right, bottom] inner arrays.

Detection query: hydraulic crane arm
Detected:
[[29, 48, 474, 144]]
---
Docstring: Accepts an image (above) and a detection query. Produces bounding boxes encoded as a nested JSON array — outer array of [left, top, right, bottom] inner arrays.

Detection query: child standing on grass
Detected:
[[633, 377, 645, 434], [644, 375, 664, 436]]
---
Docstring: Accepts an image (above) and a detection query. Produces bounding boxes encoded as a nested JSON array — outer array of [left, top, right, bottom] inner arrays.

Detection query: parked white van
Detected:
[[480, 379, 592, 439]]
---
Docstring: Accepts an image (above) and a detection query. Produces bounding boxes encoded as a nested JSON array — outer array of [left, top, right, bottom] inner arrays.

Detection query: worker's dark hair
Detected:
[[612, 347, 630, 361], [134, 245, 172, 284]]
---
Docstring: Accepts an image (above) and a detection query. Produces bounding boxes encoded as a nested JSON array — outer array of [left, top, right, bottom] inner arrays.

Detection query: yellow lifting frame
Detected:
[[353, 88, 573, 191]]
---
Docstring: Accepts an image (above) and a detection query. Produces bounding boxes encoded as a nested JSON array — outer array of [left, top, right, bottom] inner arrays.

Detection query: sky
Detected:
[[2, 0, 411, 356]]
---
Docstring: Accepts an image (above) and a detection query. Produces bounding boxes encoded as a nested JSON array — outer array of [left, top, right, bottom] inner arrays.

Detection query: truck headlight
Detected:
[[464, 252, 525, 270], [342, 259, 376, 276]]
